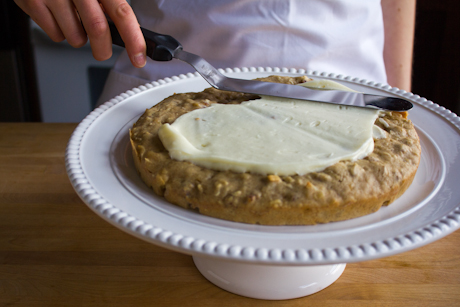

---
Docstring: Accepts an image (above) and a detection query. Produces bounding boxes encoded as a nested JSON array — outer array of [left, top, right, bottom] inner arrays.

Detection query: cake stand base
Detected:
[[193, 256, 346, 300]]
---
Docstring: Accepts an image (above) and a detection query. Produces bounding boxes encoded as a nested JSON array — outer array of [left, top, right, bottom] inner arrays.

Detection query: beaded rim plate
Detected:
[[66, 67, 460, 265]]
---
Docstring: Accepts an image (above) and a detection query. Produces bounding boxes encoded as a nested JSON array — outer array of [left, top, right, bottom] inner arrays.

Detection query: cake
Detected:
[[129, 75, 421, 225]]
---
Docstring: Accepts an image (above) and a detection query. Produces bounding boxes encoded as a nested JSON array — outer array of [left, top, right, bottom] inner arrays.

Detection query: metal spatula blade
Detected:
[[108, 18, 413, 111], [174, 50, 412, 111]]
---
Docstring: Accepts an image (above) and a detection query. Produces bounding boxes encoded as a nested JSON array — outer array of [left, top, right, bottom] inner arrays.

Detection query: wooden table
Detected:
[[1, 122, 459, 306]]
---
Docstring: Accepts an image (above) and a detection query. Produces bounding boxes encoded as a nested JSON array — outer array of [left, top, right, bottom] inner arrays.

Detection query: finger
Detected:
[[101, 0, 146, 67], [14, 0, 65, 42], [47, 0, 88, 48], [74, 0, 112, 61]]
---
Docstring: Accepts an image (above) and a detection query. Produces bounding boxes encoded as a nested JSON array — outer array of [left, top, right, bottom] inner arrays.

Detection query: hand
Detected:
[[14, 0, 146, 68]]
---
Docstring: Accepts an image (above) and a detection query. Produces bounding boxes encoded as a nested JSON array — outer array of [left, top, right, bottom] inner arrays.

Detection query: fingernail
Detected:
[[133, 53, 146, 67]]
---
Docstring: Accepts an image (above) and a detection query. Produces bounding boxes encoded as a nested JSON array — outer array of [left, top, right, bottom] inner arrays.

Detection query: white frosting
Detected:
[[158, 80, 382, 175], [300, 79, 359, 92]]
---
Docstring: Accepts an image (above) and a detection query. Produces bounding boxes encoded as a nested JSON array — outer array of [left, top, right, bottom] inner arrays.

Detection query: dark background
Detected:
[[1, 0, 459, 122], [411, 0, 460, 114]]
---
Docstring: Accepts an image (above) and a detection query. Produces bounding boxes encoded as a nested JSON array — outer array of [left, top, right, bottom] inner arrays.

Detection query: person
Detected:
[[15, 0, 416, 105]]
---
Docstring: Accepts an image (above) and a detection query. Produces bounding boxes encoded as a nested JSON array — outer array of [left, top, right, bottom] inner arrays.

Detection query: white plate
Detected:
[[66, 67, 460, 265]]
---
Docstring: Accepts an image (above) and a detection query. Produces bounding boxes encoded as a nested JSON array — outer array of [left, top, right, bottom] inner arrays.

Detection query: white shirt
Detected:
[[99, 0, 386, 104]]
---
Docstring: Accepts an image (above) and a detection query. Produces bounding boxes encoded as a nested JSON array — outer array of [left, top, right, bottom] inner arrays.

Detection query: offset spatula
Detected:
[[107, 19, 413, 111]]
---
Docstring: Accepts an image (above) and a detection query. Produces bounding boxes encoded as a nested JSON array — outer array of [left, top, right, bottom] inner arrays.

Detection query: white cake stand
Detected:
[[66, 68, 460, 300]]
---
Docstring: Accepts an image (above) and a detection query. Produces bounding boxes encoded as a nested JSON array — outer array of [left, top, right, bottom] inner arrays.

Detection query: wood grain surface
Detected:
[[0, 123, 459, 306]]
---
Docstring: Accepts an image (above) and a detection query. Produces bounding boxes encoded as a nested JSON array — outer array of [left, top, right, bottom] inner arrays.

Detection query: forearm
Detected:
[[381, 0, 416, 91]]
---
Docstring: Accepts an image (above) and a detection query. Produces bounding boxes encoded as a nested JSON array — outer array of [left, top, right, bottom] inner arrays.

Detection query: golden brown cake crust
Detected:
[[129, 76, 421, 225]]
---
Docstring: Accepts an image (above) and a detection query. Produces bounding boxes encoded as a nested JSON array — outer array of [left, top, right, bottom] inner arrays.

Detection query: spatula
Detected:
[[107, 18, 413, 111]]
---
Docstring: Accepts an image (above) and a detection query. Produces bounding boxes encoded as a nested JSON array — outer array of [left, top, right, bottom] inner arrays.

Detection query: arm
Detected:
[[381, 0, 416, 91], [14, 0, 146, 68]]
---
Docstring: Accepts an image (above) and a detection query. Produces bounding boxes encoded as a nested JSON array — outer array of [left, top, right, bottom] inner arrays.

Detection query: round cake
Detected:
[[129, 75, 421, 225]]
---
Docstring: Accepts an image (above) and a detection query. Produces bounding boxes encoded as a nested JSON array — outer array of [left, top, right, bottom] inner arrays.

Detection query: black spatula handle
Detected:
[[107, 15, 182, 61]]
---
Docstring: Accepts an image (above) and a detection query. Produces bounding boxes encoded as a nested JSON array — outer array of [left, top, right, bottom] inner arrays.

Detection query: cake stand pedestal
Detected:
[[193, 256, 346, 300]]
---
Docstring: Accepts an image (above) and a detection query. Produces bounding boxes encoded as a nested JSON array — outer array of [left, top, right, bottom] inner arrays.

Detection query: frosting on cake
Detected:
[[159, 80, 382, 175]]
